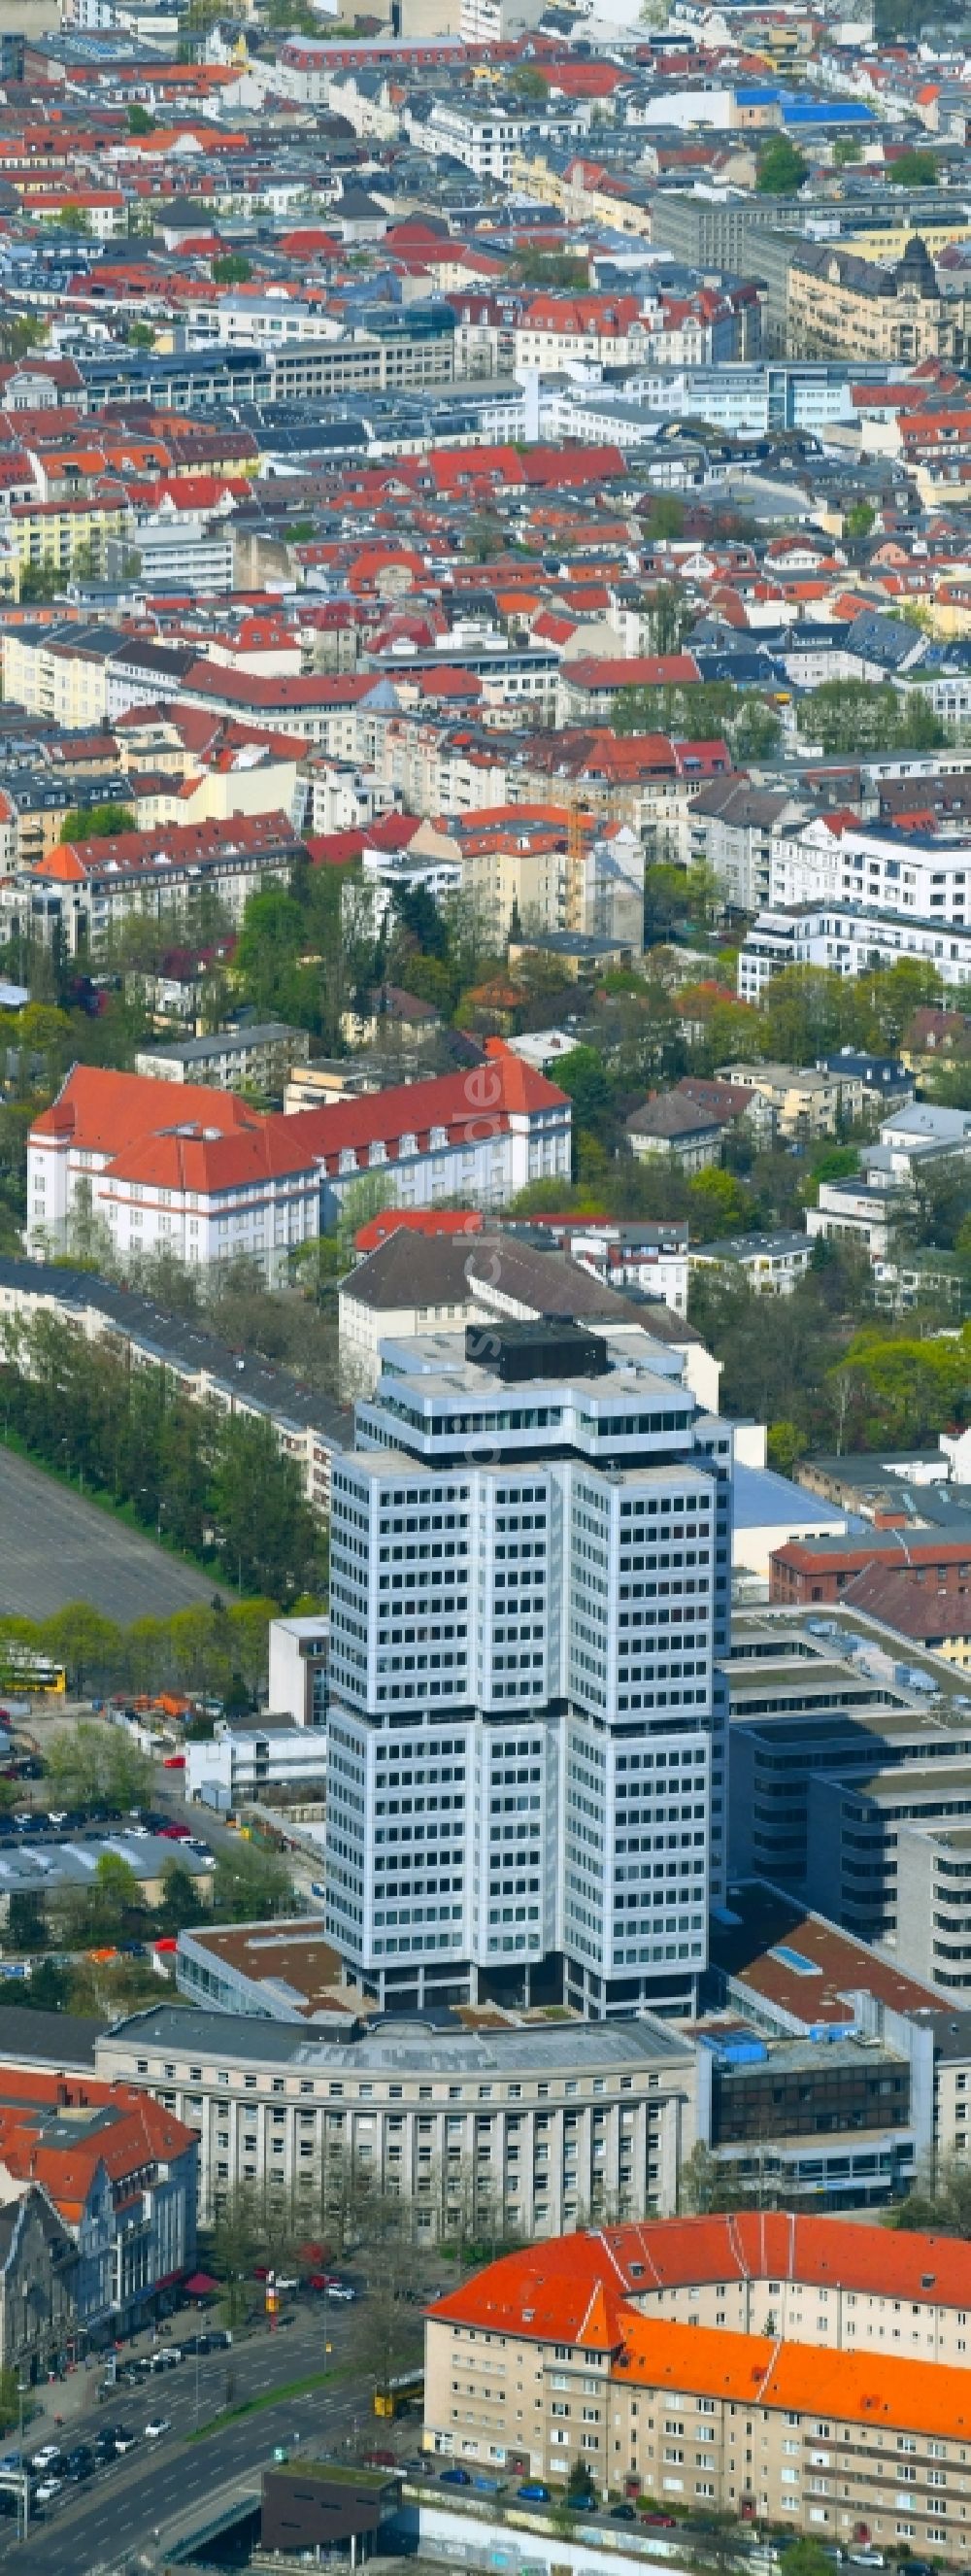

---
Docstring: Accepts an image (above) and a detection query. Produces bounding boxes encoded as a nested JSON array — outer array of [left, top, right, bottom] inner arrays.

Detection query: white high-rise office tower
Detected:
[[325, 1318, 732, 2017]]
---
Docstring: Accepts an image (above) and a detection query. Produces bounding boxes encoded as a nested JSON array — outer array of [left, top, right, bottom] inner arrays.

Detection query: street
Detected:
[[0, 2303, 376, 2572]]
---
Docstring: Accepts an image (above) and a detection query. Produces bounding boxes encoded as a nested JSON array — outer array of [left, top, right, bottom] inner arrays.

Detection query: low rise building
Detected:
[[95, 2005, 701, 2235], [185, 1715, 328, 1813], [134, 1024, 310, 1099], [625, 1093, 724, 1171], [175, 1922, 353, 2026], [691, 1231, 815, 1295]]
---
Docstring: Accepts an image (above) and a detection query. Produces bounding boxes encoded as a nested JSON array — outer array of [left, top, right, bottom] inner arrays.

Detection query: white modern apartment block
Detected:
[[324, 1317, 732, 2021], [738, 900, 971, 1002], [769, 821, 971, 923]]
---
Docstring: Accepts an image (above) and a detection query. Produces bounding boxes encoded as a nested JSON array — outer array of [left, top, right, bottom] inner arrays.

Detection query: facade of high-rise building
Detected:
[[324, 1319, 732, 2018]]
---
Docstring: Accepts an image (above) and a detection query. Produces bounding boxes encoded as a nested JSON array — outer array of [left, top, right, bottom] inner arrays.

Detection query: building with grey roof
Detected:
[[0, 1827, 214, 1937], [95, 1997, 702, 2235]]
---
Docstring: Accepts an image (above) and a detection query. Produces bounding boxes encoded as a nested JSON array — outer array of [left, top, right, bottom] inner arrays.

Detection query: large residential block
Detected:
[[423, 2215, 971, 2550], [26, 1052, 571, 1275]]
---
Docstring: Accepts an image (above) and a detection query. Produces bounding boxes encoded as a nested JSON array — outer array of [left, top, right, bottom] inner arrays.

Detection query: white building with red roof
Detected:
[[26, 1049, 571, 1277]]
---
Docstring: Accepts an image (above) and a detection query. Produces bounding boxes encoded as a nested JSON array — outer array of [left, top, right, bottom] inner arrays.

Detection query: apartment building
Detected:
[[135, 1023, 310, 1099], [424, 2217, 971, 2550], [738, 901, 971, 1001], [787, 234, 959, 365], [26, 1065, 326, 1280], [13, 811, 303, 957], [0, 1255, 349, 1518], [716, 1060, 861, 1141], [26, 1052, 572, 1276], [691, 778, 804, 914], [95, 2004, 700, 2236], [770, 821, 971, 923], [0, 2059, 197, 2335], [324, 1315, 733, 2020]]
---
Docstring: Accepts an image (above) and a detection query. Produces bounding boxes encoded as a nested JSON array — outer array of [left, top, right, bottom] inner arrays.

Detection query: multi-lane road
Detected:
[[1, 2306, 374, 2574]]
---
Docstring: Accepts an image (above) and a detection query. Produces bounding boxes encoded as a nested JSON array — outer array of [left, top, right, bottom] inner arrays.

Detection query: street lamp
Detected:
[[17, 2372, 29, 2544]]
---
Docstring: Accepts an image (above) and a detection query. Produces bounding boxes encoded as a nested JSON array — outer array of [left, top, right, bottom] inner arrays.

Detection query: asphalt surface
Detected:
[[1, 2305, 373, 2573], [0, 1449, 217, 1621]]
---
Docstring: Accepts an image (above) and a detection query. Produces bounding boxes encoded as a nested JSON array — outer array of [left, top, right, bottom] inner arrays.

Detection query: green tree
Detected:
[[678, 2141, 723, 2214], [233, 885, 311, 1022], [18, 564, 63, 605], [158, 1859, 204, 1934], [889, 2156, 971, 2237], [514, 250, 588, 288], [756, 135, 809, 193], [127, 322, 155, 350], [60, 804, 136, 842], [461, 514, 506, 562], [844, 500, 876, 542], [796, 679, 946, 755], [554, 1045, 616, 1152], [509, 62, 548, 100], [42, 1607, 123, 1694], [212, 254, 252, 285], [127, 102, 155, 132], [210, 1410, 320, 1600], [782, 2545, 837, 2576], [7, 1890, 49, 1952], [88, 1850, 146, 1944], [212, 1839, 294, 1923], [887, 148, 937, 184], [211, 2184, 259, 2325], [643, 493, 686, 542]]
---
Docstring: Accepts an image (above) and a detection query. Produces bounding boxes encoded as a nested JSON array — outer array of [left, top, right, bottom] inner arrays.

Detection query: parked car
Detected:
[[641, 2513, 677, 2527], [611, 2503, 637, 2522], [517, 2484, 551, 2503], [63, 2449, 94, 2482], [440, 2467, 472, 2486]]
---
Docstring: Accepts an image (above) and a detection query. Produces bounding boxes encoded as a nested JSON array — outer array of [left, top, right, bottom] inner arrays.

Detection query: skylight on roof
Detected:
[[769, 1945, 821, 1977]]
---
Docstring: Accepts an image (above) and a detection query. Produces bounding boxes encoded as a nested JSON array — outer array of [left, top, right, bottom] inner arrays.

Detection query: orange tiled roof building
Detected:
[[425, 2214, 971, 2552]]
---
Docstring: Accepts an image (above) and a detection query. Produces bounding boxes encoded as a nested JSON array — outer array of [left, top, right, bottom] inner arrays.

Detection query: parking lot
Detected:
[[0, 1449, 217, 1623]]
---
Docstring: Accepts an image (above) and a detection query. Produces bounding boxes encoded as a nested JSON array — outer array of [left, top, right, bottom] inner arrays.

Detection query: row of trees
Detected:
[[0, 1311, 324, 1604], [0, 1593, 287, 1704]]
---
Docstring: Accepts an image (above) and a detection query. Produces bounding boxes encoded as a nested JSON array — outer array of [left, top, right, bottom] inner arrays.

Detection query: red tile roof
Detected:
[[432, 2211, 971, 2351]]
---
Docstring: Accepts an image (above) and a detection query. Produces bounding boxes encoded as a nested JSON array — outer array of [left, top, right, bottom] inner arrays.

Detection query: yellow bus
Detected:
[[0, 1650, 66, 1700]]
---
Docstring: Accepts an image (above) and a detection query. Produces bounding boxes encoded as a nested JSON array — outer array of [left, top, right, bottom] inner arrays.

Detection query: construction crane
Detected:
[[565, 784, 593, 936]]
